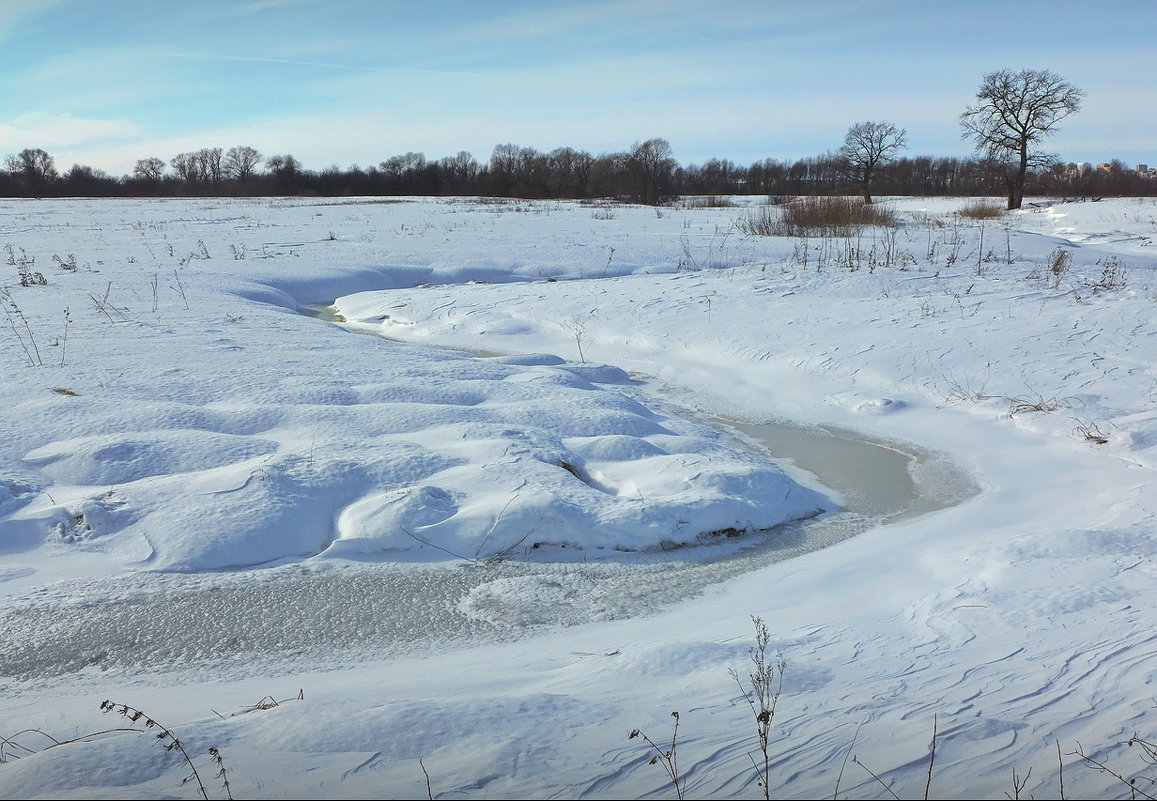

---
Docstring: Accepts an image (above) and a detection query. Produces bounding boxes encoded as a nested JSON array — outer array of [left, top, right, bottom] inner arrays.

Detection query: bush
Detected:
[[734, 207, 778, 236], [783, 196, 897, 234], [957, 198, 1006, 219], [737, 196, 897, 237], [1047, 247, 1072, 289], [681, 195, 737, 208]]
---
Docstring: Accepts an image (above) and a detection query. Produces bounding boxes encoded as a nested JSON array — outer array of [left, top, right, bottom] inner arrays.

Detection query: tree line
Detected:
[[3, 70, 1149, 204], [3, 143, 1150, 202]]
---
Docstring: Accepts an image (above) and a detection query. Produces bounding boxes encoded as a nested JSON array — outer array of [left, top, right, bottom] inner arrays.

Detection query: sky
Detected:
[[0, 0, 1154, 177]]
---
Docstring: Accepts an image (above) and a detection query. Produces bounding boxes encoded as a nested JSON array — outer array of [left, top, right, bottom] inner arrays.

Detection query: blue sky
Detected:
[[1, 0, 1154, 176]]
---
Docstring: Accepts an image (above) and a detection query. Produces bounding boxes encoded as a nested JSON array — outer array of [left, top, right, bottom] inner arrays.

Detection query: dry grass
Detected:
[[1007, 394, 1067, 416], [1072, 419, 1110, 444], [681, 195, 737, 208], [957, 198, 1006, 219], [1047, 247, 1072, 289], [742, 196, 897, 237], [1090, 256, 1128, 290], [734, 207, 779, 236]]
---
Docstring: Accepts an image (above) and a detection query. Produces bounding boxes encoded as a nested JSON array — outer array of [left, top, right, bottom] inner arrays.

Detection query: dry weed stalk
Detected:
[[89, 281, 130, 322], [1091, 256, 1128, 290], [1047, 247, 1072, 289], [1069, 738, 1157, 800], [628, 711, 684, 801], [1007, 394, 1068, 416], [1, 725, 145, 764], [2, 289, 43, 366], [941, 365, 999, 406], [563, 314, 588, 363], [99, 700, 216, 800], [730, 615, 785, 801], [1072, 419, 1110, 444], [59, 306, 72, 366], [419, 756, 434, 800]]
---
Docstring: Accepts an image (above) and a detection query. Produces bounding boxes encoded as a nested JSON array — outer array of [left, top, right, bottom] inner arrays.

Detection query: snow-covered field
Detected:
[[1, 194, 1154, 799]]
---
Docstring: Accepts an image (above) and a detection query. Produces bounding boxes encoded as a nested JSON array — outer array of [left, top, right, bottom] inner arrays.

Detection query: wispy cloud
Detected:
[[0, 112, 139, 151], [0, 0, 62, 43], [68, 46, 470, 76], [236, 0, 307, 12]]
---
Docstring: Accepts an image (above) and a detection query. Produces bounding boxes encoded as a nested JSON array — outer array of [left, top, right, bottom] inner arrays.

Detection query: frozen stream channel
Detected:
[[0, 303, 977, 686]]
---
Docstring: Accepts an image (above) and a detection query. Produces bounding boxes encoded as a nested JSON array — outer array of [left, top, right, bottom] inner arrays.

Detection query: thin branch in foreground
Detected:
[[833, 720, 865, 800], [852, 754, 901, 801], [629, 712, 684, 801], [925, 713, 938, 800], [1068, 741, 1157, 800], [420, 757, 434, 800], [100, 700, 210, 801]]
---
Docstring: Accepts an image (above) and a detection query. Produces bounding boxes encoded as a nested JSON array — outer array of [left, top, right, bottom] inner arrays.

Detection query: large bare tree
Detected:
[[224, 145, 262, 183], [628, 138, 676, 205], [133, 156, 166, 183], [835, 121, 907, 204], [960, 68, 1083, 210], [5, 148, 57, 191], [196, 147, 225, 183]]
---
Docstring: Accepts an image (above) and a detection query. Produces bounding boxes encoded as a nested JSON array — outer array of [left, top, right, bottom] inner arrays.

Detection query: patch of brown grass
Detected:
[[681, 195, 737, 208], [957, 198, 1006, 219], [743, 196, 897, 237]]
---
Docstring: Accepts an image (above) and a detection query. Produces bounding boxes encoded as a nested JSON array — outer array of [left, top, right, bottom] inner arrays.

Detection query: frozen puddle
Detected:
[[0, 419, 974, 685], [0, 309, 977, 685], [727, 418, 971, 524]]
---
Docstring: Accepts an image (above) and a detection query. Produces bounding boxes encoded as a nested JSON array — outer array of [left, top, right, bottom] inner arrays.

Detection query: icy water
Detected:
[[726, 418, 963, 524], [0, 307, 978, 685]]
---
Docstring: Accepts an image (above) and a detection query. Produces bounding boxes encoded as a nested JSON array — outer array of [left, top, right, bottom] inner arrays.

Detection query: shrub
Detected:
[[1047, 247, 1072, 289], [681, 195, 737, 208], [957, 198, 1006, 219], [1090, 256, 1127, 289], [741, 196, 897, 237], [734, 207, 778, 236]]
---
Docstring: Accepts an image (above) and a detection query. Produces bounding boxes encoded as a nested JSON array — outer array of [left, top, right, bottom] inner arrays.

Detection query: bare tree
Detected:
[[628, 137, 675, 205], [133, 157, 166, 183], [835, 121, 907, 204], [223, 145, 262, 183], [196, 147, 225, 183], [960, 68, 1083, 210], [695, 157, 743, 194], [438, 150, 479, 188], [587, 151, 630, 198], [486, 143, 547, 197], [170, 152, 199, 183], [265, 153, 302, 177], [546, 146, 594, 198], [265, 153, 303, 192], [380, 151, 427, 179], [5, 148, 57, 192]]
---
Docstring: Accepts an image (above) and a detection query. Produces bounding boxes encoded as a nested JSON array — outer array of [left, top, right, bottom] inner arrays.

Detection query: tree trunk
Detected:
[[1008, 144, 1029, 210]]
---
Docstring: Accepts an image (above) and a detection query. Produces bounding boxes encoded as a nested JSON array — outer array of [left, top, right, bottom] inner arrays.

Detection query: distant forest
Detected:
[[2, 140, 1152, 202]]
